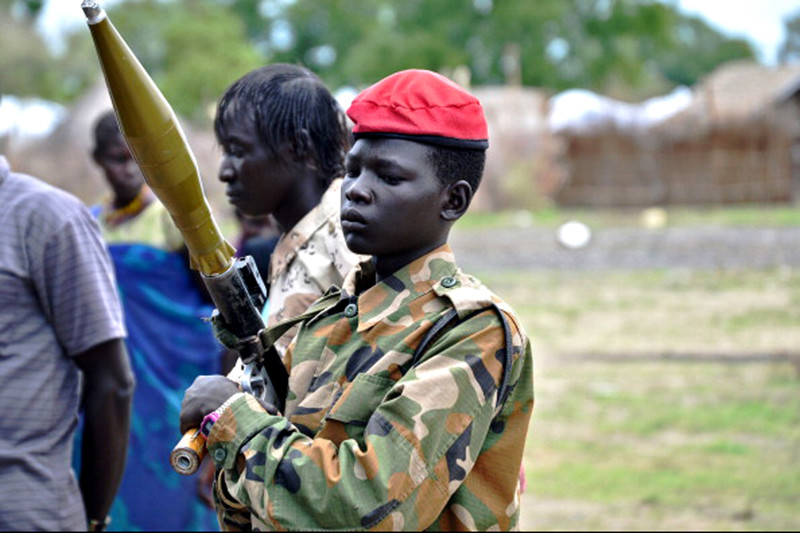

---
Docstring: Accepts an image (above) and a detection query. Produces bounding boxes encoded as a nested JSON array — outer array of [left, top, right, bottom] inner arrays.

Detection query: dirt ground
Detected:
[[450, 225, 800, 272]]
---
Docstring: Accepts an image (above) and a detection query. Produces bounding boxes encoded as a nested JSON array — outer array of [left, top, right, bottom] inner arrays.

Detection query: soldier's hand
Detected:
[[180, 375, 239, 434]]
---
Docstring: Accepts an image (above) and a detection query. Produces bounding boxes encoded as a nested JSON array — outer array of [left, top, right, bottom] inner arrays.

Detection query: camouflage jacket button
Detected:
[[344, 303, 358, 317], [213, 447, 227, 464], [441, 276, 457, 288]]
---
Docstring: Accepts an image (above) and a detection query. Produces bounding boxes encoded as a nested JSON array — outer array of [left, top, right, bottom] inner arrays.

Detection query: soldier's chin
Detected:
[[343, 232, 372, 255]]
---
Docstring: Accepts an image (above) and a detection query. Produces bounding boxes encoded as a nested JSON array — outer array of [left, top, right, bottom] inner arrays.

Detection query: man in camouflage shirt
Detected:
[[181, 69, 535, 531], [215, 64, 362, 361]]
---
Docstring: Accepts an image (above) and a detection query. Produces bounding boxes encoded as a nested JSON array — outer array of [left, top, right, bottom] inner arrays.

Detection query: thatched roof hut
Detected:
[[472, 85, 561, 210], [555, 60, 800, 207], [655, 60, 800, 205], [659, 60, 800, 139]]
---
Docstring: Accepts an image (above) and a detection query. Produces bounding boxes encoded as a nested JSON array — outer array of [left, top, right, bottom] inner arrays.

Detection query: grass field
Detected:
[[468, 210, 800, 531], [481, 269, 800, 356], [520, 356, 800, 531]]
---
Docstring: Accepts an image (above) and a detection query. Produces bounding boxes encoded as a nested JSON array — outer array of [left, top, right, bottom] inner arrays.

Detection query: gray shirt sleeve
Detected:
[[30, 193, 126, 356]]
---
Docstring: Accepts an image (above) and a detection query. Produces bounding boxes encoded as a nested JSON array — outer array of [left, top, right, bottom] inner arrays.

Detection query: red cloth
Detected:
[[347, 69, 488, 149]]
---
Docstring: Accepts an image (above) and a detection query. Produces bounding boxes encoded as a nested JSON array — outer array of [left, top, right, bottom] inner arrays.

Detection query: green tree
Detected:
[[658, 14, 755, 88], [0, 3, 53, 97], [3, 0, 761, 116], [6, 0, 44, 18], [228, 0, 755, 99], [97, 0, 263, 123]]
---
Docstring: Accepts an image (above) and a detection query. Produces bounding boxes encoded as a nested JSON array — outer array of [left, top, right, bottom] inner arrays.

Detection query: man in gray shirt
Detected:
[[0, 154, 134, 531]]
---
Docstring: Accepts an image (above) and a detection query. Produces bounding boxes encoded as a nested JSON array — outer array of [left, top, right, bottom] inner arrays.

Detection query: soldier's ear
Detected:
[[441, 180, 472, 221]]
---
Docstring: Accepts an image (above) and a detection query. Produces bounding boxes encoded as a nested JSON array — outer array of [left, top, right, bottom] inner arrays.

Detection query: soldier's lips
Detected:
[[341, 208, 367, 230], [225, 190, 241, 204]]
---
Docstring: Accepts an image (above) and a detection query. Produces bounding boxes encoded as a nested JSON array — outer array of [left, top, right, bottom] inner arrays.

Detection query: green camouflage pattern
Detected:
[[206, 244, 534, 530]]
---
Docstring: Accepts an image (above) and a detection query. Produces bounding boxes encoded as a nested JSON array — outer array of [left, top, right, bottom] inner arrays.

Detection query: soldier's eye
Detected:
[[380, 174, 401, 185]]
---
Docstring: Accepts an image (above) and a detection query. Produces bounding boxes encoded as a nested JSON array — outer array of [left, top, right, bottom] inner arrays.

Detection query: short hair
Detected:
[[92, 110, 122, 158], [426, 145, 486, 192], [214, 64, 350, 188]]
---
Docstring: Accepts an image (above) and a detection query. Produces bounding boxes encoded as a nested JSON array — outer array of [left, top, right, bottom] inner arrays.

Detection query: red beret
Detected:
[[347, 69, 488, 150]]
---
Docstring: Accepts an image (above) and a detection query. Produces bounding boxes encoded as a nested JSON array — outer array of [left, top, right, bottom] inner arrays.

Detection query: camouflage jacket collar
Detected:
[[340, 244, 461, 333], [270, 178, 343, 279]]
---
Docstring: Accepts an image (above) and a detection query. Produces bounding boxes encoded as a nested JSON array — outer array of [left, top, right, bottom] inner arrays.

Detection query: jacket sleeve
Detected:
[[206, 309, 529, 531]]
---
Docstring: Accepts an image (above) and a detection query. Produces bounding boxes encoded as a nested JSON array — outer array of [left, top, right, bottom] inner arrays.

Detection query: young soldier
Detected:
[[214, 63, 362, 360], [180, 69, 534, 531]]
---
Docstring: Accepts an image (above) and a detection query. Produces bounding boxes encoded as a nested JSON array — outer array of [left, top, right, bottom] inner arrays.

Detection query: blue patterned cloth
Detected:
[[76, 243, 221, 531]]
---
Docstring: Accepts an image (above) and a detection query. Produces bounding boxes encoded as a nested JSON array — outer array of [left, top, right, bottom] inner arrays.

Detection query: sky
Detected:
[[674, 0, 799, 64], [36, 0, 800, 64], [36, 0, 123, 53]]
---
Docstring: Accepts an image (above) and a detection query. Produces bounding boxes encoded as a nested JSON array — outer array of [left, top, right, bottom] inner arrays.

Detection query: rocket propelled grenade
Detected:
[[82, 1, 288, 476], [81, 0, 233, 276]]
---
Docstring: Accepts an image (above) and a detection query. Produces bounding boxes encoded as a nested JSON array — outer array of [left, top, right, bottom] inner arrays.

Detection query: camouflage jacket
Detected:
[[206, 245, 534, 531], [265, 177, 362, 355]]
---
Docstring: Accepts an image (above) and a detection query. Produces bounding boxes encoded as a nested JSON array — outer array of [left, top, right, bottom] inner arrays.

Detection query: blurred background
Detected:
[[2, 0, 799, 530]]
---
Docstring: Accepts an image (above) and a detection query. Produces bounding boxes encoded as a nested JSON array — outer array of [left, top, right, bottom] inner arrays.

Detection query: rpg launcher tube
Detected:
[[82, 1, 287, 475], [81, 0, 234, 276]]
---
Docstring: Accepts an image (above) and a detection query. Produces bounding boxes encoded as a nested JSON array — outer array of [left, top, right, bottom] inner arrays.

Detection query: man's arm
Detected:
[[74, 338, 135, 527]]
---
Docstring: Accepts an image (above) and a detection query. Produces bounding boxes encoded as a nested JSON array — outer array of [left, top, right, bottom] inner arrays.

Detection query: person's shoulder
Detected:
[[318, 177, 346, 223], [438, 269, 499, 312], [440, 269, 528, 336], [6, 171, 88, 220], [6, 170, 76, 200]]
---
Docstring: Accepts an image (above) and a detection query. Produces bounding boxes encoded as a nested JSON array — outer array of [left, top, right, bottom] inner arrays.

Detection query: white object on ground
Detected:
[[557, 221, 592, 249]]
